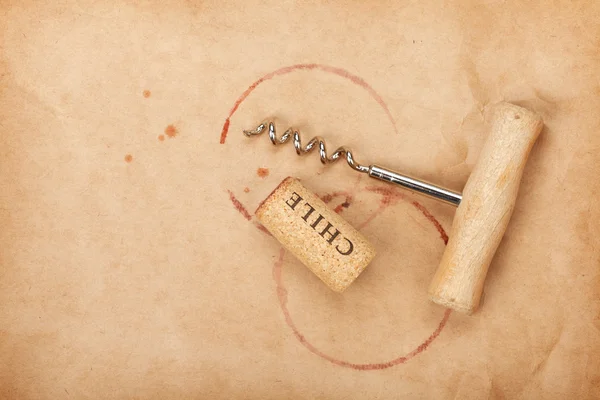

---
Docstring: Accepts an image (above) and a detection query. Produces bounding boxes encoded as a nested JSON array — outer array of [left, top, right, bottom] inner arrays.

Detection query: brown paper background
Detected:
[[1, 0, 599, 398]]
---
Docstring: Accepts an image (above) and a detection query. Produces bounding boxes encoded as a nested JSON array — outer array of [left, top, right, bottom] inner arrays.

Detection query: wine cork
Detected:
[[256, 177, 376, 292]]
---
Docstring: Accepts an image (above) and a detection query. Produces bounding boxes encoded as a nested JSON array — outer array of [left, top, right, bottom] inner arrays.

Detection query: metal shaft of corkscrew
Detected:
[[367, 165, 461, 206], [244, 122, 463, 207]]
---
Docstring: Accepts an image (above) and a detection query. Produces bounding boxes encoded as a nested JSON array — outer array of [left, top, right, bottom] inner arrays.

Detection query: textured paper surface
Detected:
[[1, 1, 599, 398]]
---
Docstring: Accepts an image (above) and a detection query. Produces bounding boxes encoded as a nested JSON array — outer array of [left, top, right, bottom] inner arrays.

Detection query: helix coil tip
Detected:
[[244, 121, 369, 173]]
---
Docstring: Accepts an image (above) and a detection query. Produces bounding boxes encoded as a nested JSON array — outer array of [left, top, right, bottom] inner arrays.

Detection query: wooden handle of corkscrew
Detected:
[[428, 102, 543, 314]]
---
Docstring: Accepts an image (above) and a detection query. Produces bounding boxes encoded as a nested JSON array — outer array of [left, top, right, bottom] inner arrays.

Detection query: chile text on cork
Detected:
[[286, 192, 354, 255]]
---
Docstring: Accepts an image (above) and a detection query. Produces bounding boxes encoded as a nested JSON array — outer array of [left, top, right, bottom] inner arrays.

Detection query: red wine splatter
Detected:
[[165, 124, 178, 138], [257, 168, 269, 178]]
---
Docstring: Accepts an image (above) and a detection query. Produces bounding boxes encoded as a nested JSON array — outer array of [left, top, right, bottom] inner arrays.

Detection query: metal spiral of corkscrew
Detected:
[[243, 122, 370, 173], [243, 121, 462, 206]]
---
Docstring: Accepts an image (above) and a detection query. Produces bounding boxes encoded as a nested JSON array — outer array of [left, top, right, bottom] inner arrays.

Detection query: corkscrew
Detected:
[[243, 121, 462, 206], [245, 103, 544, 314]]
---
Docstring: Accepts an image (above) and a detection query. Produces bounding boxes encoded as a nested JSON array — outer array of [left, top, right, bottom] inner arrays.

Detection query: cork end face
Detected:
[[256, 177, 376, 293]]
